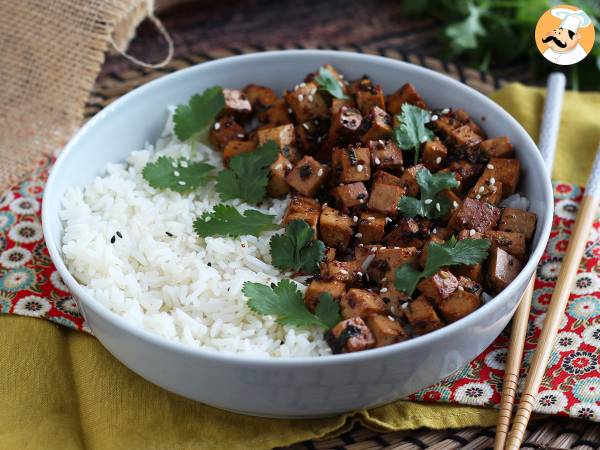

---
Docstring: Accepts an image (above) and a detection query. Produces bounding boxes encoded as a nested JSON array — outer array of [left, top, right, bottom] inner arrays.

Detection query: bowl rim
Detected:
[[42, 49, 554, 366]]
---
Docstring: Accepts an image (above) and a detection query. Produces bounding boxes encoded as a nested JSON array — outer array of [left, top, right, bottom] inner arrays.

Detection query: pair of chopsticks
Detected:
[[494, 74, 600, 449]]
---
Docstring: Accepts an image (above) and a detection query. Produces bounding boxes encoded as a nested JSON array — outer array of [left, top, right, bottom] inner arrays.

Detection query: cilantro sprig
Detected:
[[398, 168, 458, 219], [173, 86, 225, 141], [270, 220, 326, 274], [193, 204, 278, 238], [215, 140, 279, 204], [394, 237, 490, 296], [243, 280, 341, 329], [393, 103, 435, 163], [314, 67, 349, 100], [142, 156, 214, 193]]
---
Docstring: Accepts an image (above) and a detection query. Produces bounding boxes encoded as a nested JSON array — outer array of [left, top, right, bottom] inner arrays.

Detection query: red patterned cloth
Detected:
[[1, 161, 599, 420]]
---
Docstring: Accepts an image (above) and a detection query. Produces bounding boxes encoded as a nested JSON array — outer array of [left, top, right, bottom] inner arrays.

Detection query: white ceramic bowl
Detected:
[[43, 50, 553, 418]]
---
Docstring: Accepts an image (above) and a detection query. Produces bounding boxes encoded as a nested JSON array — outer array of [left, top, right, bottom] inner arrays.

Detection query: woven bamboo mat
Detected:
[[88, 46, 600, 450]]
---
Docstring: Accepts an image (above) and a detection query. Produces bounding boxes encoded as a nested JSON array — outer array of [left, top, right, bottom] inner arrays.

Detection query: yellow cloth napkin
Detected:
[[2, 83, 600, 450]]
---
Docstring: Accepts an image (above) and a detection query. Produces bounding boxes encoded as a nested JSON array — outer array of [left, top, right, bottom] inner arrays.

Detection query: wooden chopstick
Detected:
[[505, 146, 600, 450], [493, 72, 565, 450]]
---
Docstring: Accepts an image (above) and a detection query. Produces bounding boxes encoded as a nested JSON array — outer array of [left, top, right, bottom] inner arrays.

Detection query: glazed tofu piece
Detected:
[[383, 217, 430, 249], [267, 153, 292, 198], [332, 182, 369, 209], [340, 288, 387, 319], [296, 119, 328, 154], [468, 174, 503, 205], [386, 83, 427, 114], [434, 115, 462, 136], [498, 208, 537, 241], [304, 279, 346, 313], [487, 247, 523, 294], [480, 136, 513, 158], [482, 158, 521, 197], [452, 263, 484, 285], [285, 156, 330, 197], [484, 230, 527, 260], [449, 197, 501, 232], [417, 270, 459, 306], [399, 164, 426, 197], [209, 116, 246, 150], [321, 259, 363, 284], [405, 296, 444, 335], [453, 108, 486, 138], [330, 97, 356, 116], [243, 84, 278, 112], [354, 79, 385, 116], [438, 289, 481, 323], [332, 146, 371, 183], [319, 206, 354, 247], [422, 139, 447, 171], [366, 246, 418, 283], [448, 125, 483, 148], [285, 81, 329, 122], [361, 106, 393, 143], [325, 317, 376, 353], [369, 139, 404, 173], [364, 314, 409, 347], [447, 160, 481, 186], [223, 140, 257, 165], [222, 89, 252, 116], [372, 169, 402, 186], [260, 99, 292, 128], [378, 281, 410, 317], [367, 183, 404, 216], [257, 124, 301, 163], [357, 211, 386, 244], [328, 106, 363, 146], [282, 196, 321, 233]]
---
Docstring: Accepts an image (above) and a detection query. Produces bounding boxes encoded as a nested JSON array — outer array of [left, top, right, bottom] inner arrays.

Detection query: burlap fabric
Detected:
[[0, 0, 168, 193]]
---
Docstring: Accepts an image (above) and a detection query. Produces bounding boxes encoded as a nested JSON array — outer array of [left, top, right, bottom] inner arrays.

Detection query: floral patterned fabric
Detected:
[[0, 161, 598, 421]]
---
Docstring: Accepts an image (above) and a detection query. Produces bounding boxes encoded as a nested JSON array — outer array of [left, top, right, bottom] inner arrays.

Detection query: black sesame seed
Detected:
[[110, 235, 116, 244], [165, 231, 174, 237], [356, 192, 366, 200], [207, 262, 212, 267], [116, 231, 123, 238], [299, 164, 312, 179]]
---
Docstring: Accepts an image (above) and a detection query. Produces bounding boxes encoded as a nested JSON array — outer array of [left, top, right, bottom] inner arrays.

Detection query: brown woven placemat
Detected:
[[88, 46, 600, 450]]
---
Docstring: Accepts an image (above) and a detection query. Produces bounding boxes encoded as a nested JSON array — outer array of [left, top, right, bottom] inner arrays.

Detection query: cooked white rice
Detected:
[[60, 110, 331, 358]]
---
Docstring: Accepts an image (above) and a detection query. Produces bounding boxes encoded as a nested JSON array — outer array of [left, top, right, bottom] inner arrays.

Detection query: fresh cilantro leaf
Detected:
[[394, 238, 490, 296], [142, 156, 214, 193], [393, 103, 434, 162], [215, 140, 279, 204], [270, 220, 326, 274], [315, 67, 349, 100], [173, 86, 225, 141], [445, 2, 486, 53], [193, 204, 278, 238], [243, 279, 339, 329], [397, 168, 458, 219]]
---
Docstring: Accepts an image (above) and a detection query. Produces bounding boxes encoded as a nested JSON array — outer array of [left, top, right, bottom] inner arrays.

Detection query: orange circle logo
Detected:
[[535, 4, 595, 65]]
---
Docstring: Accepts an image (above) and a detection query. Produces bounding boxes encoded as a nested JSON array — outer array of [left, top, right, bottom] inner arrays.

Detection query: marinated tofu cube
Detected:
[[285, 81, 329, 122], [286, 156, 329, 197], [367, 246, 418, 283], [340, 288, 387, 319], [378, 281, 410, 317], [369, 139, 403, 173], [354, 79, 385, 116], [418, 235, 445, 268], [468, 174, 503, 205], [222, 89, 252, 116], [324, 247, 337, 263], [447, 160, 482, 186], [296, 119, 329, 154], [399, 164, 426, 197], [209, 116, 246, 150], [364, 314, 409, 347], [319, 206, 354, 247], [457, 276, 483, 297], [325, 317, 376, 353], [449, 197, 501, 232], [361, 106, 393, 143], [357, 211, 386, 244], [498, 208, 537, 241], [257, 124, 301, 163], [480, 136, 513, 158], [332, 146, 371, 183], [487, 247, 523, 294], [243, 84, 278, 112], [483, 158, 521, 196], [386, 83, 427, 114], [282, 196, 321, 233], [367, 183, 404, 216], [383, 217, 430, 249], [330, 97, 356, 116], [259, 99, 292, 128], [223, 140, 257, 165], [332, 182, 369, 209], [422, 139, 447, 171], [417, 270, 458, 305], [438, 290, 481, 323], [372, 169, 402, 186], [452, 108, 486, 138], [268, 153, 292, 198], [405, 295, 444, 335], [484, 230, 527, 260], [305, 279, 346, 313], [328, 106, 363, 146], [321, 259, 363, 284], [452, 263, 484, 284], [448, 125, 483, 148], [434, 115, 462, 136]]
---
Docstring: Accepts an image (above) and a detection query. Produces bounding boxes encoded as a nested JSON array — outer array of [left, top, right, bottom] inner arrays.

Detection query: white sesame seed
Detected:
[[286, 163, 293, 170], [489, 177, 496, 185], [441, 108, 450, 114], [432, 228, 437, 234], [353, 216, 358, 223], [311, 88, 317, 95], [487, 164, 495, 169], [302, 123, 310, 130], [394, 247, 400, 250], [401, 302, 409, 309], [374, 157, 381, 165], [274, 164, 283, 170], [378, 139, 385, 145], [431, 114, 439, 121], [359, 198, 364, 204], [339, 74, 344, 79], [178, 181, 186, 186], [469, 229, 476, 236], [380, 246, 386, 250], [367, 216, 375, 220], [424, 198, 433, 204], [299, 82, 306, 88], [180, 161, 188, 168], [355, 233, 363, 238], [171, 161, 178, 168], [317, 168, 324, 177], [308, 95, 314, 102], [339, 269, 348, 274], [288, 108, 293, 114], [478, 186, 485, 193], [322, 202, 328, 207], [435, 202, 441, 211], [381, 277, 388, 282], [237, 133, 244, 139], [357, 271, 363, 276], [214, 122, 221, 130], [475, 194, 481, 199], [174, 171, 180, 177], [370, 247, 377, 253], [435, 156, 442, 164], [380, 288, 388, 293], [453, 201, 459, 208], [385, 217, 393, 223], [357, 164, 364, 172], [458, 286, 465, 291], [298, 94, 304, 101], [338, 80, 344, 87], [317, 136, 322, 143]]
